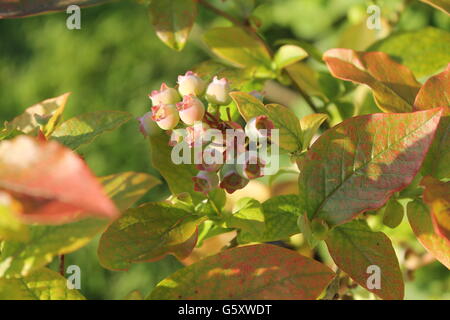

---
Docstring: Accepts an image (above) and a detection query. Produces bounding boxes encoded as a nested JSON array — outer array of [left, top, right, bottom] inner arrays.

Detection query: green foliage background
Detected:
[[0, 0, 449, 299]]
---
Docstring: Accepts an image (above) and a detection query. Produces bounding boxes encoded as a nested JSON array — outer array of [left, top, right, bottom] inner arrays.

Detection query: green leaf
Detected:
[[98, 202, 204, 270], [323, 49, 421, 113], [0, 171, 157, 278], [0, 0, 111, 18], [420, 1, 450, 18], [407, 199, 450, 269], [369, 27, 450, 78], [285, 62, 327, 100], [227, 195, 301, 243], [299, 113, 328, 151], [382, 198, 405, 229], [203, 27, 272, 69], [274, 45, 308, 70], [148, 244, 334, 299], [275, 39, 323, 63], [148, 0, 197, 51], [52, 110, 132, 150], [0, 204, 29, 242], [149, 130, 226, 207], [0, 268, 85, 300], [298, 108, 443, 227], [5, 93, 70, 136], [415, 65, 450, 179], [325, 219, 404, 300], [230, 91, 303, 153]]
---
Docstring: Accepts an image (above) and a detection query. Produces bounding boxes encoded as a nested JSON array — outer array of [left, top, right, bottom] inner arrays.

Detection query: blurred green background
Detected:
[[0, 0, 449, 299]]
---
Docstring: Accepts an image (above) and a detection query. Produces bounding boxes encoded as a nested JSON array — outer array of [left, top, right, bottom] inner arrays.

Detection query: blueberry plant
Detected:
[[0, 0, 449, 300]]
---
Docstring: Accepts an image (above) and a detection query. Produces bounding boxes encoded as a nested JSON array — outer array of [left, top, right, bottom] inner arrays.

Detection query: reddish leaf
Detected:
[[0, 0, 111, 18], [298, 109, 442, 227], [421, 176, 450, 243], [323, 49, 421, 113], [415, 65, 450, 179], [326, 220, 404, 300], [148, 244, 335, 300], [0, 136, 118, 224], [407, 199, 450, 269]]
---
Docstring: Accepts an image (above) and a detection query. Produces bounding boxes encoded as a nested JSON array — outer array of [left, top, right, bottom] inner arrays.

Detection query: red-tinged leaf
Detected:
[[420, 0, 450, 15], [98, 202, 203, 271], [5, 93, 70, 136], [421, 176, 450, 243], [415, 65, 450, 179], [0, 0, 111, 18], [298, 109, 443, 227], [407, 199, 450, 269], [148, 244, 335, 300], [149, 0, 197, 51], [325, 219, 404, 300], [323, 49, 421, 113], [0, 136, 118, 224]]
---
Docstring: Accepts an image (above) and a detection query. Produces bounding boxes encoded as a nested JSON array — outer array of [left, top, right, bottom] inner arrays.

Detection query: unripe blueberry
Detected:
[[219, 164, 249, 194], [245, 115, 274, 141], [168, 128, 188, 147], [177, 71, 206, 97], [149, 83, 181, 106], [205, 76, 232, 105], [311, 218, 329, 241], [137, 111, 160, 137], [236, 151, 265, 180], [151, 104, 180, 130], [176, 95, 206, 125], [195, 144, 225, 172], [185, 122, 210, 147], [192, 171, 219, 195]]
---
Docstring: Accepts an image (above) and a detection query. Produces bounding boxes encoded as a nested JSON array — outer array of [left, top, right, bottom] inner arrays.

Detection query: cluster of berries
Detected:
[[139, 71, 274, 195]]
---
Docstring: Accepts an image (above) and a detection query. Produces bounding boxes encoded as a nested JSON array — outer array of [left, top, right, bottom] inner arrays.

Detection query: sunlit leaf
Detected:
[[274, 44, 308, 70], [421, 176, 450, 243], [326, 219, 404, 300], [226, 195, 301, 243], [369, 27, 450, 78], [0, 268, 85, 300], [0, 0, 111, 18], [5, 93, 70, 136], [298, 109, 442, 227], [203, 27, 272, 69], [0, 202, 28, 242], [148, 244, 334, 300], [407, 199, 450, 269], [323, 49, 421, 113], [52, 110, 132, 150], [230, 91, 302, 153], [285, 62, 327, 100], [149, 0, 197, 51], [98, 202, 203, 270], [0, 171, 157, 278], [415, 65, 450, 179], [0, 136, 118, 224], [299, 113, 328, 151]]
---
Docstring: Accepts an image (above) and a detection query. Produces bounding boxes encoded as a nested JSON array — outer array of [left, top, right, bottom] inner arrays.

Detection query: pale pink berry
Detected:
[[219, 164, 249, 194], [176, 95, 206, 125], [148, 83, 181, 106], [205, 76, 231, 105], [245, 115, 274, 141], [185, 122, 210, 147], [195, 144, 225, 172], [169, 128, 187, 146], [192, 171, 219, 194], [151, 104, 180, 130], [236, 151, 266, 180], [137, 111, 160, 137], [177, 71, 206, 96]]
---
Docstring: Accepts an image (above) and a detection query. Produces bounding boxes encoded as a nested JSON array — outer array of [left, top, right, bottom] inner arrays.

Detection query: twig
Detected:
[[59, 255, 65, 276]]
